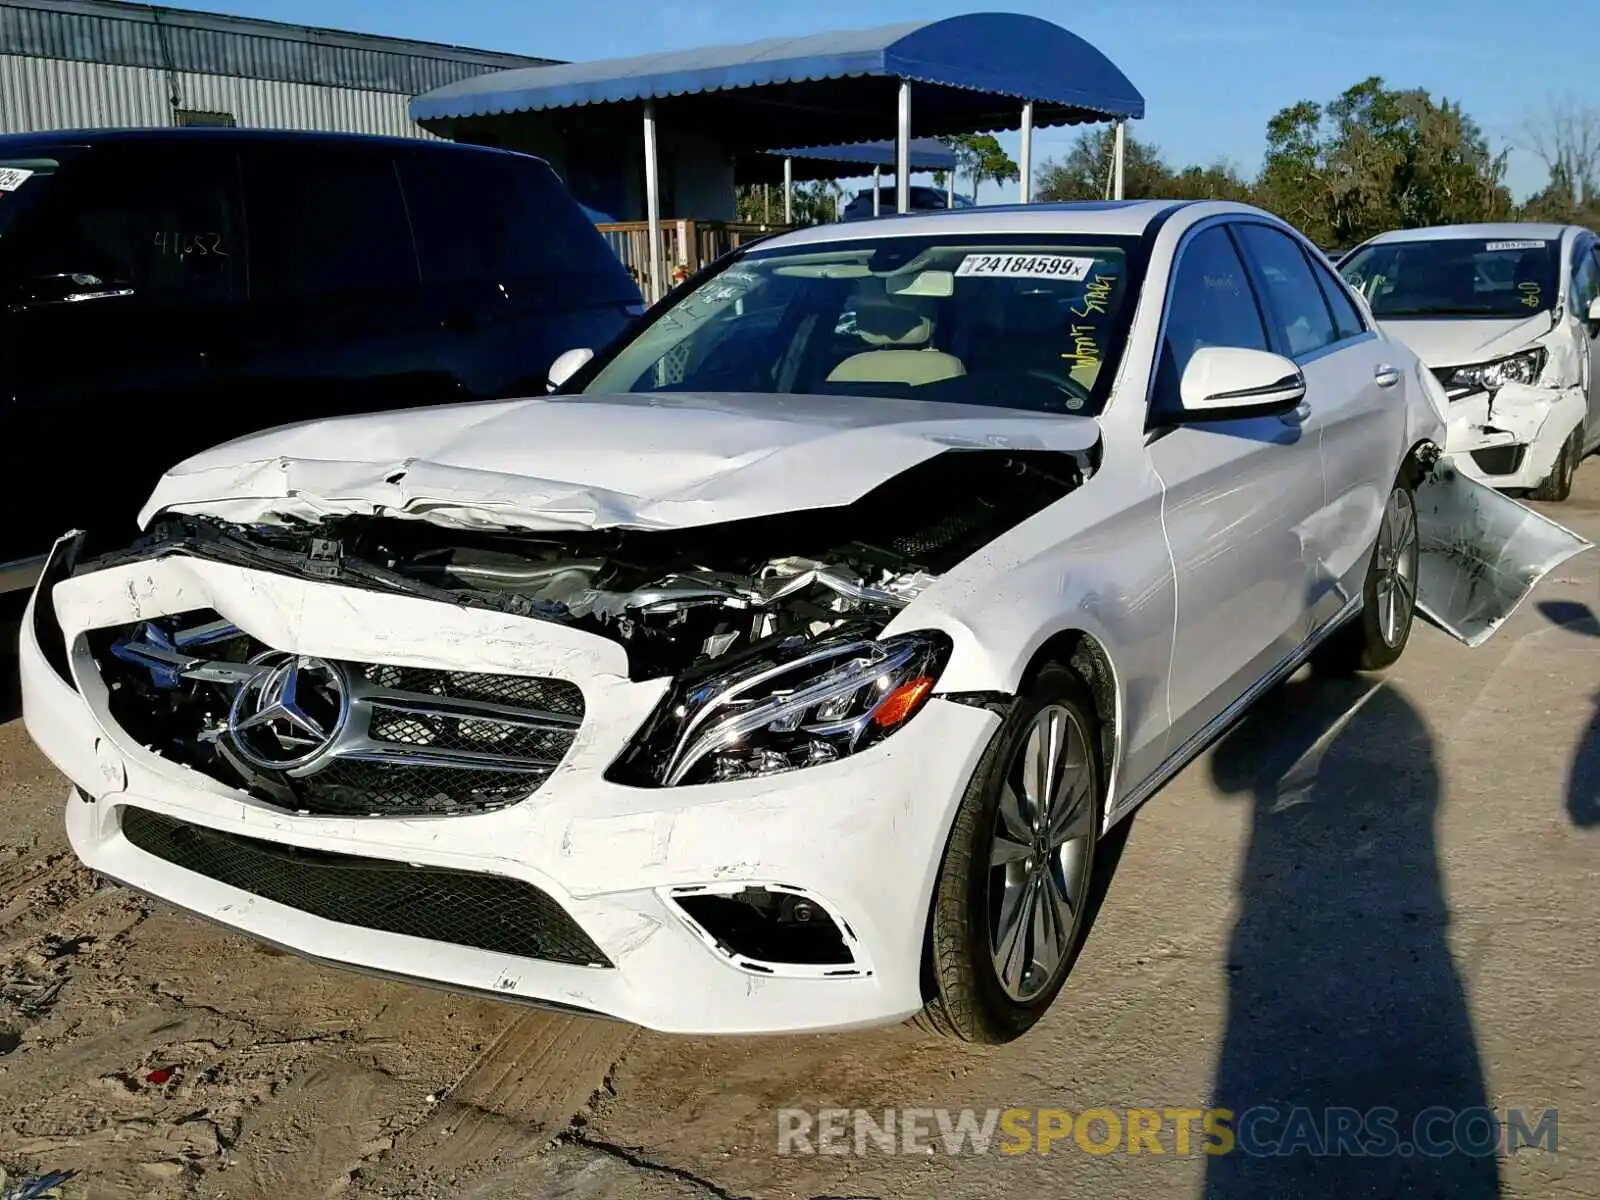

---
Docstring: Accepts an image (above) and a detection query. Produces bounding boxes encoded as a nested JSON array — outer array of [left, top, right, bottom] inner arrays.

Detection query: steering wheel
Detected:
[[1023, 367, 1093, 409]]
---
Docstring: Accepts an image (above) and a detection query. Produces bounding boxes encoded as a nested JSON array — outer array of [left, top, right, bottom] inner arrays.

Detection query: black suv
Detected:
[[0, 128, 642, 598]]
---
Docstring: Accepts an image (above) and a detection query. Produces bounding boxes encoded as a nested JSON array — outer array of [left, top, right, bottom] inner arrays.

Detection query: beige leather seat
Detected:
[[827, 292, 965, 386]]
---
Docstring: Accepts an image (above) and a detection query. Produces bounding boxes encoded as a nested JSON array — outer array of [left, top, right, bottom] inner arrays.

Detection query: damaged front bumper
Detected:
[[1442, 383, 1587, 490], [21, 541, 1000, 1035]]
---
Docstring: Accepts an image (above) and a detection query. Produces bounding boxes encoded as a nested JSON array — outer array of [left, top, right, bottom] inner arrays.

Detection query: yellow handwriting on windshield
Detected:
[[1062, 323, 1100, 369], [1070, 273, 1115, 318]]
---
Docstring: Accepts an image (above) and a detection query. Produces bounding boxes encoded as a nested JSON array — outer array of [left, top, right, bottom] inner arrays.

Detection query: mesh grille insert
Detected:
[[120, 806, 612, 967], [297, 760, 552, 817]]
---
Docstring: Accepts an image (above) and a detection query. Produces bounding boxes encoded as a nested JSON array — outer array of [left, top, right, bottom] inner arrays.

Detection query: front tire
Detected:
[[916, 665, 1102, 1043], [1312, 480, 1419, 675], [1529, 428, 1578, 503]]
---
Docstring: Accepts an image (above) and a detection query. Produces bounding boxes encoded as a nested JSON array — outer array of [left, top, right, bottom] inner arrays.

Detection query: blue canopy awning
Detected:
[[411, 14, 1144, 148], [769, 138, 958, 172]]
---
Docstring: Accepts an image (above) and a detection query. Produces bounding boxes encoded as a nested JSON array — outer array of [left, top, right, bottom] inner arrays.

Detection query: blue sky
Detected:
[[171, 0, 1583, 202]]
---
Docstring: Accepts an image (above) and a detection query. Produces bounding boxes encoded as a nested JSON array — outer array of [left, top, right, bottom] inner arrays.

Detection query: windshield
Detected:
[[1340, 237, 1560, 318], [0, 156, 60, 239], [582, 235, 1138, 416]]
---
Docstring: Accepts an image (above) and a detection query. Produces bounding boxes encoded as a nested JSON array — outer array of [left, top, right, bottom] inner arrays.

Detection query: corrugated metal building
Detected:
[[0, 0, 554, 139]]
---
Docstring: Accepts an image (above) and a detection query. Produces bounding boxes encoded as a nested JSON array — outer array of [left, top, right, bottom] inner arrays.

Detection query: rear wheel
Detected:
[[1312, 481, 1419, 675], [1529, 428, 1578, 503], [916, 665, 1101, 1043]]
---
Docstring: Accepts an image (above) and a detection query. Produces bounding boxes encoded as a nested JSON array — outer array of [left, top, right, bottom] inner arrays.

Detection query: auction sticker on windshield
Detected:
[[0, 167, 33, 191], [956, 253, 1093, 281], [1485, 240, 1545, 252]]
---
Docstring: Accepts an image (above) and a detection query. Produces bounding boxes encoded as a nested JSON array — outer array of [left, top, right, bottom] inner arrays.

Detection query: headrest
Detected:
[[854, 293, 932, 346]]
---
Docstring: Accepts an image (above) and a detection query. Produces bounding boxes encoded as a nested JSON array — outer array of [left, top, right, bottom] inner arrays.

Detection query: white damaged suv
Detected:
[[1339, 223, 1600, 501]]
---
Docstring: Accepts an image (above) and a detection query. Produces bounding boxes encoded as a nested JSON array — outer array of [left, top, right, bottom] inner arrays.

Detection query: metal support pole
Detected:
[[872, 166, 881, 216], [783, 156, 793, 224], [1112, 119, 1126, 201], [947, 171, 954, 209], [643, 99, 663, 303], [1019, 101, 1034, 203], [895, 79, 911, 215]]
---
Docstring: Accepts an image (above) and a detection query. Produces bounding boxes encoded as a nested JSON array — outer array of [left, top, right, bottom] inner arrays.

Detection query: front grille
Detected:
[[120, 806, 612, 967], [297, 759, 555, 817], [93, 612, 586, 818]]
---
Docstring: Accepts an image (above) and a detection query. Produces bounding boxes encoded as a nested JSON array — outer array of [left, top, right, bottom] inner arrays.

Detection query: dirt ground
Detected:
[[1, 466, 1596, 1200]]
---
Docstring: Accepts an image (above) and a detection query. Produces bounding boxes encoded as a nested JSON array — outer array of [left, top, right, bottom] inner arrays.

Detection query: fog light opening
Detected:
[[673, 886, 858, 970]]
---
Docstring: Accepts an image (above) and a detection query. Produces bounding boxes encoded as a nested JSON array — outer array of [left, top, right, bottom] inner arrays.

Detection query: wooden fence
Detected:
[[596, 219, 792, 299]]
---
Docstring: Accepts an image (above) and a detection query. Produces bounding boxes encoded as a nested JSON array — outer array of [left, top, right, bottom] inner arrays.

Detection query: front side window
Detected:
[[1233, 223, 1337, 358], [1152, 224, 1269, 413], [1341, 237, 1561, 318], [582, 236, 1138, 416]]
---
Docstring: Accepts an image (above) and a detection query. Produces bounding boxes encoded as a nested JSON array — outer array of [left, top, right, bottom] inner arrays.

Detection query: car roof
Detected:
[[0, 126, 549, 164], [1359, 222, 1575, 246], [756, 199, 1230, 248]]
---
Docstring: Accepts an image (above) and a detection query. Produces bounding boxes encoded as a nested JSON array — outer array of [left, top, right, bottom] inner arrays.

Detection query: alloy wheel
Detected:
[[1374, 486, 1419, 649], [986, 704, 1096, 1002]]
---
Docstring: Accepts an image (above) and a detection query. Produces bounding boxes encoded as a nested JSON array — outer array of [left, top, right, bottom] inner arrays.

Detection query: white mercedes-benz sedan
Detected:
[[20, 201, 1590, 1043]]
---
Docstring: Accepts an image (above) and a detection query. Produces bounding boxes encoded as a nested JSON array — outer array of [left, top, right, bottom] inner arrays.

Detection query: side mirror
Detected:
[[546, 347, 595, 392], [1587, 294, 1600, 324], [1177, 346, 1306, 422]]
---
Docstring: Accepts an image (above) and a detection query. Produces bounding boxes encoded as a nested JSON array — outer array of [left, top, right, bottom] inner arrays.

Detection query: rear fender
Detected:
[[1413, 461, 1592, 647]]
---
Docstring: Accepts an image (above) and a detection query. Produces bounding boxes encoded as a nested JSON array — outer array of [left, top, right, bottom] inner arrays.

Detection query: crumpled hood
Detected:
[[140, 392, 1103, 533], [1376, 312, 1555, 369]]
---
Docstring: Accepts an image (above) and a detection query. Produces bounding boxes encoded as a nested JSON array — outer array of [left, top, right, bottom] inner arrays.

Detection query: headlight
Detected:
[[611, 632, 951, 787], [1445, 348, 1545, 393]]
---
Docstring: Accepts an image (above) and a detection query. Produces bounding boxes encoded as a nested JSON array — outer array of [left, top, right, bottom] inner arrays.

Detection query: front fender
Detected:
[[1413, 462, 1592, 647]]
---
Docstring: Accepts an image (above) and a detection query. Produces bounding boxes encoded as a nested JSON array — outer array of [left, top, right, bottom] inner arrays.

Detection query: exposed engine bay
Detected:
[[91, 450, 1088, 682]]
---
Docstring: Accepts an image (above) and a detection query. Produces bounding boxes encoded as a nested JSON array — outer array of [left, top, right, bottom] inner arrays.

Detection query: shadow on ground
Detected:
[[1202, 674, 1501, 1198], [1538, 601, 1599, 828]]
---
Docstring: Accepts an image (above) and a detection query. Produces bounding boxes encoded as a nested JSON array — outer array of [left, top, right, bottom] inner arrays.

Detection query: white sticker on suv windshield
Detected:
[[956, 253, 1093, 281], [1484, 240, 1544, 251], [0, 167, 33, 191]]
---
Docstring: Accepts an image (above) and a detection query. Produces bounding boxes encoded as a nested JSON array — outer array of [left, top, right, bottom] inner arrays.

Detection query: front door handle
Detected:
[[1279, 401, 1312, 425], [1374, 364, 1402, 388]]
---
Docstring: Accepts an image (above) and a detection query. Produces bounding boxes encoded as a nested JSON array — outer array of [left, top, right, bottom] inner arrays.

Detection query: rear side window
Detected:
[[398, 151, 631, 300], [16, 145, 243, 305], [243, 148, 417, 300], [1233, 223, 1337, 358], [1307, 252, 1366, 340]]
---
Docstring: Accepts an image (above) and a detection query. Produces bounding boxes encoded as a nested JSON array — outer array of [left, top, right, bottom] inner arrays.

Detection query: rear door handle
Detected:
[[1374, 364, 1402, 388]]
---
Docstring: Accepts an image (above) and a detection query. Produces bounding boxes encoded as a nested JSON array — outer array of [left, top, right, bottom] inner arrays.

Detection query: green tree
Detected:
[[1255, 77, 1511, 247], [941, 134, 1018, 202], [733, 180, 842, 226], [1034, 128, 1250, 204]]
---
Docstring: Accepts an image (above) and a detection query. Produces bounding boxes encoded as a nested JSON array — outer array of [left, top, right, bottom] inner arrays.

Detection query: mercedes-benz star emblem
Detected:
[[226, 653, 350, 770]]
